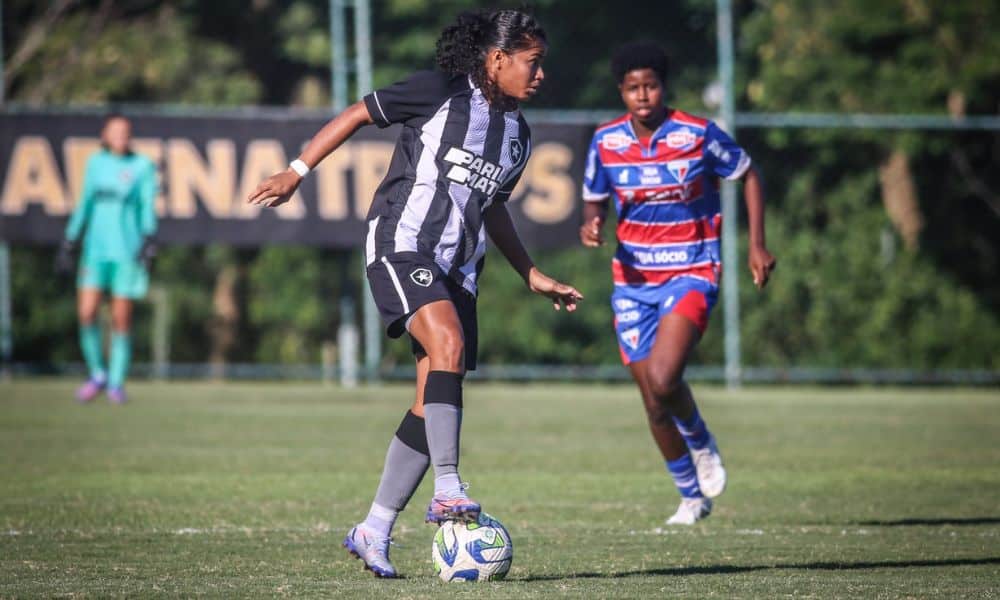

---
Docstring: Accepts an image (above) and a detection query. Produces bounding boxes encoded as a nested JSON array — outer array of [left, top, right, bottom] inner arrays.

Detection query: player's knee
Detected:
[[78, 309, 98, 325], [110, 314, 131, 332], [429, 329, 465, 370], [647, 364, 682, 400], [643, 396, 673, 425]]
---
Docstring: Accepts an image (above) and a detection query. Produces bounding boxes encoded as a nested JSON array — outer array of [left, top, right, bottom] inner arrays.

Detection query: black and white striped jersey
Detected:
[[362, 70, 531, 295]]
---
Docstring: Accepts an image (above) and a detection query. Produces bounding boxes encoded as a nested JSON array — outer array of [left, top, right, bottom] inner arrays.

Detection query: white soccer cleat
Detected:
[[343, 525, 398, 578], [666, 497, 713, 525], [690, 434, 727, 498]]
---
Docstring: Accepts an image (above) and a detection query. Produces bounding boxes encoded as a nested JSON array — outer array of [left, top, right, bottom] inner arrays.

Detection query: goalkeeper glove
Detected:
[[138, 237, 158, 271], [55, 239, 78, 275]]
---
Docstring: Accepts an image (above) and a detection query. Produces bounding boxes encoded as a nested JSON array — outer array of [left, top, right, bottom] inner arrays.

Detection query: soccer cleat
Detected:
[[425, 483, 481, 524], [75, 378, 105, 403], [666, 497, 713, 525], [690, 434, 727, 498], [107, 387, 127, 405], [343, 525, 398, 578]]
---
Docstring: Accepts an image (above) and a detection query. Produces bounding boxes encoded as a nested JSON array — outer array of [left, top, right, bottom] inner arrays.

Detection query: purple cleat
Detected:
[[75, 378, 105, 403], [107, 387, 127, 405], [425, 484, 481, 524]]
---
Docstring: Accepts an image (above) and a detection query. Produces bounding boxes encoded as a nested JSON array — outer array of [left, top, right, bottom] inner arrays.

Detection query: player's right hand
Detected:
[[579, 216, 604, 247], [528, 267, 584, 312], [55, 239, 77, 275], [247, 169, 302, 207]]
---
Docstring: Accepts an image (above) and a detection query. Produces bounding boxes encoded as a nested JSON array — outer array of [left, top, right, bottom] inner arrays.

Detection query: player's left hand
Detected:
[[579, 216, 604, 247], [247, 169, 302, 207], [748, 244, 776, 289], [528, 267, 584, 311]]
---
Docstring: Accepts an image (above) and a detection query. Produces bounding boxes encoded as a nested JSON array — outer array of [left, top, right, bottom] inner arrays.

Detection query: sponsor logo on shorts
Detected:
[[614, 298, 637, 310], [621, 327, 640, 350], [410, 268, 433, 287], [616, 310, 641, 324], [663, 295, 675, 309]]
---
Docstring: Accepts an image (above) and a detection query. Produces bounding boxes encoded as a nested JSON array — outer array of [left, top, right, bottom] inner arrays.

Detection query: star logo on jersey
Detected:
[[509, 138, 525, 166], [667, 160, 690, 183], [620, 327, 641, 350], [410, 268, 433, 287]]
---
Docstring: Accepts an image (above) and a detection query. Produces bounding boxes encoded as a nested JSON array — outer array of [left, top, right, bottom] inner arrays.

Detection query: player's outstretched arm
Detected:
[[484, 203, 583, 311], [741, 167, 776, 289], [247, 101, 374, 208]]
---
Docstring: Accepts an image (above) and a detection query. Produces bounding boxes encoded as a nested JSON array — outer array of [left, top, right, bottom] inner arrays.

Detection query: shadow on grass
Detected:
[[854, 517, 1000, 527], [519, 557, 1000, 582]]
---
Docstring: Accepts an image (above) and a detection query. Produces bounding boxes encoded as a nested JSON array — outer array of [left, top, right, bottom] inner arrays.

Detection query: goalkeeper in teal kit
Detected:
[[57, 114, 158, 404]]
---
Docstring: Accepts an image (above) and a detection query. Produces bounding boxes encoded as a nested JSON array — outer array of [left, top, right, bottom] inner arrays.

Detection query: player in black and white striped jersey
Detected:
[[248, 9, 582, 578]]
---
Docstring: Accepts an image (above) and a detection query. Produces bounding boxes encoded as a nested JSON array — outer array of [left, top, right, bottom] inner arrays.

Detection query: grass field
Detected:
[[2, 380, 998, 598]]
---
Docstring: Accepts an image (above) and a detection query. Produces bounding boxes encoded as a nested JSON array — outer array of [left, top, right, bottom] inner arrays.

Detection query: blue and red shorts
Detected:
[[611, 274, 719, 365]]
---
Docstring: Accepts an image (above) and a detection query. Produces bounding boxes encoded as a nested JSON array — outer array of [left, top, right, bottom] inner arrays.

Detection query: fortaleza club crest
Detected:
[[620, 327, 640, 350], [410, 268, 433, 287]]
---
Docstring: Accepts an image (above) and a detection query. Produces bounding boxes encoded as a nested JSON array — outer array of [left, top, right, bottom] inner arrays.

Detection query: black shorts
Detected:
[[366, 252, 478, 371]]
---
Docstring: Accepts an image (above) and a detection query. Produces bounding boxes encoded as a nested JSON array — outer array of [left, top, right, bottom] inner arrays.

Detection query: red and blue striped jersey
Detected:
[[583, 109, 751, 287]]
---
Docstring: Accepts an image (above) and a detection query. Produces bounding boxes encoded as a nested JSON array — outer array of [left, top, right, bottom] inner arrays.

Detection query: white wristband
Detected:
[[289, 159, 310, 177]]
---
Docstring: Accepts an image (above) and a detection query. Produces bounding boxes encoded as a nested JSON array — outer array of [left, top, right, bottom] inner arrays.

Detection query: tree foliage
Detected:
[[4, 0, 998, 371]]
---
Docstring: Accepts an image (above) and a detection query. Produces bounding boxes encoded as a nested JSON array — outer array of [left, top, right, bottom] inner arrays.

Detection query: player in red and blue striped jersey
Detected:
[[580, 42, 775, 525]]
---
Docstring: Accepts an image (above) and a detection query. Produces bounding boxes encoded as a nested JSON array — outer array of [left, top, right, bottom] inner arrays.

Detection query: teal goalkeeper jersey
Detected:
[[65, 150, 158, 263]]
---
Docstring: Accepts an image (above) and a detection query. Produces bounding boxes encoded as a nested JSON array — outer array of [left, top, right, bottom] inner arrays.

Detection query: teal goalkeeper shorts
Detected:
[[78, 259, 149, 299]]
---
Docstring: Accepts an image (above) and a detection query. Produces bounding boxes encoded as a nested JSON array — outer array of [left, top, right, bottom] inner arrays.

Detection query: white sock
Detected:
[[362, 502, 398, 538], [434, 473, 462, 497]]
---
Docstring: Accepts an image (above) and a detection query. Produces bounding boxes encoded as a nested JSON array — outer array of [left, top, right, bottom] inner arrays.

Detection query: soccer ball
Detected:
[[431, 512, 513, 582]]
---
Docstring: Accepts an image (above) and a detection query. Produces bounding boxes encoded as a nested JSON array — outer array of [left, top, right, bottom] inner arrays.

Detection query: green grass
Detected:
[[2, 381, 998, 598]]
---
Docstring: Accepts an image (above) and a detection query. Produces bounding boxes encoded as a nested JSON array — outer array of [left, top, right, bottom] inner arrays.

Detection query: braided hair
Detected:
[[436, 9, 547, 109]]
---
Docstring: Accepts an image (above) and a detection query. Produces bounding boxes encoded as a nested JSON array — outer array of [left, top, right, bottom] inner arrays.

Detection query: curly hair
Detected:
[[436, 9, 547, 108], [611, 41, 670, 84]]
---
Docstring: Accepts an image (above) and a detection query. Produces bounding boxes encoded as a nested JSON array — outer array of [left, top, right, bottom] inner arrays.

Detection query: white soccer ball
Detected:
[[431, 512, 513, 582]]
